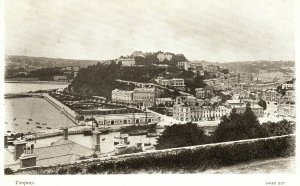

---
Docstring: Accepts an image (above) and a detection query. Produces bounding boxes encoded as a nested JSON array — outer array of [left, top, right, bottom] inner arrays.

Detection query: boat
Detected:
[[36, 126, 42, 129], [46, 127, 52, 129], [127, 130, 148, 136], [36, 122, 40, 124], [13, 118, 16, 121], [120, 123, 157, 133], [26, 122, 30, 124], [99, 127, 112, 134], [83, 128, 92, 136], [14, 124, 18, 126], [36, 123, 40, 125], [28, 119, 33, 121], [146, 132, 158, 137]]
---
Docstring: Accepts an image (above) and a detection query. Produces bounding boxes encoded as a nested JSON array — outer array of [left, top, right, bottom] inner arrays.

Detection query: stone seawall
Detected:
[[42, 93, 78, 125]]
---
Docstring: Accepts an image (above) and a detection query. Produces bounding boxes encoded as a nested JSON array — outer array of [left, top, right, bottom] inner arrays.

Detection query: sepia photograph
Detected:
[[1, 0, 298, 185]]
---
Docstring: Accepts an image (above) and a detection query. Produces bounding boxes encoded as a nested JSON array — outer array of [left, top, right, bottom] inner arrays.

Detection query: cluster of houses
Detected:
[[111, 58, 295, 123], [53, 66, 80, 81]]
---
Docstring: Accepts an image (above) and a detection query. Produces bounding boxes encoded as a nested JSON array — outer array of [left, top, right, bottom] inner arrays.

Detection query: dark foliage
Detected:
[[68, 166, 82, 174], [155, 122, 209, 150], [4, 167, 14, 175], [213, 104, 268, 142], [261, 119, 295, 136], [82, 135, 294, 174], [116, 146, 143, 155], [258, 99, 267, 110], [57, 167, 68, 175], [69, 62, 165, 99], [11, 68, 65, 81], [134, 52, 187, 66]]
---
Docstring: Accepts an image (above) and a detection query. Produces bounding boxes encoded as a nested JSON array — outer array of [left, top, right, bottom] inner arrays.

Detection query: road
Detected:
[[203, 156, 295, 174]]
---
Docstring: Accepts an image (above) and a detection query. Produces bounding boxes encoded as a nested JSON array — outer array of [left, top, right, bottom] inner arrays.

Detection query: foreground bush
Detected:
[[261, 119, 295, 136], [156, 122, 209, 150], [11, 135, 295, 174], [4, 167, 13, 175], [116, 146, 143, 155], [84, 135, 295, 174]]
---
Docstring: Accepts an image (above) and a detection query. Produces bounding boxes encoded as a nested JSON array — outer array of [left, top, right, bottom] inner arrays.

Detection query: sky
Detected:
[[4, 0, 295, 62]]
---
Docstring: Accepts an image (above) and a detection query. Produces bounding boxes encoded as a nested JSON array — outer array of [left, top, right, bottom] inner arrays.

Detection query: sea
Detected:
[[4, 82, 160, 153]]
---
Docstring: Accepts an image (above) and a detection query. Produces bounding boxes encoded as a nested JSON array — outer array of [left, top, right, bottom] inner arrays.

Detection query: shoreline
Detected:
[[5, 80, 71, 84]]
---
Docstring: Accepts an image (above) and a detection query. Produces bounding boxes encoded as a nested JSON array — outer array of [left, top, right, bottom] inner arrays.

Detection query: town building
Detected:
[[262, 89, 278, 102], [177, 61, 190, 70], [233, 104, 264, 118], [155, 78, 185, 91], [53, 75, 68, 81], [282, 82, 294, 90], [5, 128, 95, 171], [173, 104, 230, 122], [157, 52, 173, 62], [195, 86, 214, 99], [170, 78, 185, 91], [117, 57, 135, 66], [133, 88, 156, 108], [111, 89, 133, 104], [155, 98, 174, 107], [85, 112, 160, 126], [225, 99, 244, 107]]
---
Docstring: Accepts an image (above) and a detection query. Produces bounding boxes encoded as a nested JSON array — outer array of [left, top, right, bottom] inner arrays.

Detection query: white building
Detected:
[[111, 89, 133, 103], [133, 88, 156, 108], [173, 104, 230, 122], [117, 57, 135, 66], [157, 53, 173, 62], [177, 61, 190, 70]]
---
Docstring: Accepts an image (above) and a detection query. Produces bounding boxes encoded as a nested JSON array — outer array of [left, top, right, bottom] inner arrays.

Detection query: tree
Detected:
[[213, 105, 267, 142], [261, 119, 295, 136], [258, 99, 267, 110], [242, 102, 264, 139], [155, 122, 209, 150]]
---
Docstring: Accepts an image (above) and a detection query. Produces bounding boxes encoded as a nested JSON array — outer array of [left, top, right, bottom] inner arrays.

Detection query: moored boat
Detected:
[[146, 132, 158, 137], [127, 130, 148, 136], [120, 123, 157, 133], [83, 128, 92, 136]]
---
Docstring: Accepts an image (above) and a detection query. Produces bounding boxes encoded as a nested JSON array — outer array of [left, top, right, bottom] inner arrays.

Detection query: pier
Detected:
[[5, 92, 79, 125]]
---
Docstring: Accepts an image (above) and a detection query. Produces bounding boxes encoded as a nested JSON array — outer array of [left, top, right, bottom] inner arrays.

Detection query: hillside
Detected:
[[220, 60, 295, 74], [6, 55, 100, 68], [68, 62, 166, 98]]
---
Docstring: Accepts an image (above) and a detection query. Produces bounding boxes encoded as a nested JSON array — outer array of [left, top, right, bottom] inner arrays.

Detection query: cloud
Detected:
[[5, 0, 295, 62]]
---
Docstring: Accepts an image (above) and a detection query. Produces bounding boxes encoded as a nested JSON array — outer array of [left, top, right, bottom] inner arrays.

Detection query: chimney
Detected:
[[92, 129, 101, 152], [4, 134, 8, 148], [14, 141, 27, 160], [31, 144, 34, 154], [60, 127, 68, 140], [19, 150, 37, 168]]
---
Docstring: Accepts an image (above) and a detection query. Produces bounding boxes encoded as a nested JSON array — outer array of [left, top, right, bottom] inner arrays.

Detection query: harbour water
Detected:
[[5, 82, 69, 94], [4, 82, 162, 152]]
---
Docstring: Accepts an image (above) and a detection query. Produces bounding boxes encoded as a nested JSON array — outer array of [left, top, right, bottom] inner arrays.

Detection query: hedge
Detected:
[[11, 135, 295, 174], [85, 135, 295, 174]]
